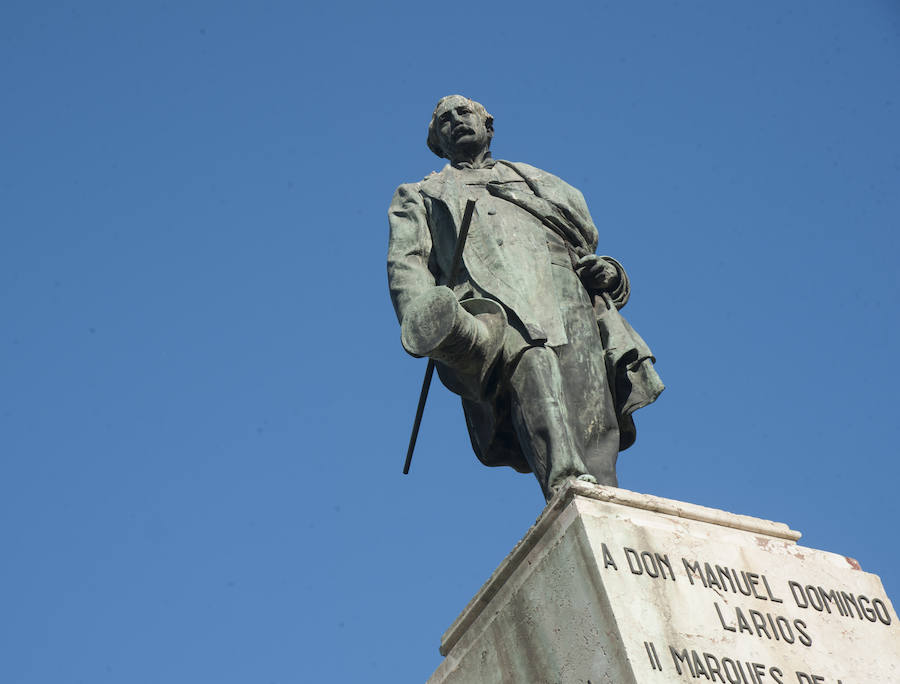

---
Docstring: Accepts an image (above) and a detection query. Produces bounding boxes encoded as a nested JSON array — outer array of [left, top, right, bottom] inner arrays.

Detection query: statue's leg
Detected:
[[508, 346, 591, 500], [541, 258, 621, 488], [552, 332, 620, 487]]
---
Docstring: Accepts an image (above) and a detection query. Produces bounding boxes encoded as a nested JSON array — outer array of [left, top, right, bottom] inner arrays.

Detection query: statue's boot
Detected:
[[508, 346, 594, 501]]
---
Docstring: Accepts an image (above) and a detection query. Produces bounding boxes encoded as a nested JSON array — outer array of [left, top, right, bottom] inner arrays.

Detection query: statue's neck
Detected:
[[451, 149, 493, 169]]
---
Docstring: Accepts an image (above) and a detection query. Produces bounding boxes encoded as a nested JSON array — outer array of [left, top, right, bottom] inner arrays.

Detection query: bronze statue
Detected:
[[388, 95, 663, 500]]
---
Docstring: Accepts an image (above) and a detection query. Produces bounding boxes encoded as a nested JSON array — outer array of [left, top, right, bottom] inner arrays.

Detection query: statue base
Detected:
[[427, 481, 900, 683]]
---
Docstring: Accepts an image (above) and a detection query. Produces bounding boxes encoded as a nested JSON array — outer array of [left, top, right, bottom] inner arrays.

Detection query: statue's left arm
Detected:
[[556, 176, 631, 309], [565, 178, 663, 441]]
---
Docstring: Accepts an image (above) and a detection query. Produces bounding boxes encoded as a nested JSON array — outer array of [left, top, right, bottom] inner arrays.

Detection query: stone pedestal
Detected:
[[427, 481, 900, 684]]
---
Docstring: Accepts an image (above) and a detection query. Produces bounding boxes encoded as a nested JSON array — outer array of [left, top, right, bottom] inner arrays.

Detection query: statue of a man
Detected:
[[387, 95, 663, 500]]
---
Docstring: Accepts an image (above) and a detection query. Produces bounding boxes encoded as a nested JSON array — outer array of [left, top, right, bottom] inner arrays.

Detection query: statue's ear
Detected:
[[427, 124, 447, 159]]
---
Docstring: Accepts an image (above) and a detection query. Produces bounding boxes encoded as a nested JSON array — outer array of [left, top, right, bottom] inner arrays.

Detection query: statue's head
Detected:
[[427, 95, 494, 162]]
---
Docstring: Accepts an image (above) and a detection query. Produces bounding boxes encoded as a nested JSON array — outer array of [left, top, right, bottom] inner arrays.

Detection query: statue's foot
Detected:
[[548, 473, 598, 498]]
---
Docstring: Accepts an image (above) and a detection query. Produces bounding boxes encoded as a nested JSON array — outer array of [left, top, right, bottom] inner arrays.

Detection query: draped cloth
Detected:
[[486, 161, 664, 452]]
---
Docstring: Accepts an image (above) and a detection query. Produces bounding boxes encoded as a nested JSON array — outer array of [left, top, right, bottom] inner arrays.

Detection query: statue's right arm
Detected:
[[387, 183, 437, 325]]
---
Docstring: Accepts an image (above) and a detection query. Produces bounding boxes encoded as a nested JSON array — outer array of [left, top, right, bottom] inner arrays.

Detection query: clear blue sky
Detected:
[[2, 2, 898, 682]]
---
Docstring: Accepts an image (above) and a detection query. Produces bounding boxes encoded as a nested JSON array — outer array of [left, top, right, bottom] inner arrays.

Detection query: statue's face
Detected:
[[433, 96, 491, 161]]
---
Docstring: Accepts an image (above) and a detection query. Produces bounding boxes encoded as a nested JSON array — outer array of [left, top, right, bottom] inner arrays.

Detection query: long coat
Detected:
[[387, 160, 662, 472]]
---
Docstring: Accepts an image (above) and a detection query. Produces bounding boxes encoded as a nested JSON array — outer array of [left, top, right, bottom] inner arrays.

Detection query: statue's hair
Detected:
[[426, 95, 494, 159]]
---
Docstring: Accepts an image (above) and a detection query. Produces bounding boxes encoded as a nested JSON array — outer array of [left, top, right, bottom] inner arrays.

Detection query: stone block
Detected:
[[427, 481, 899, 683]]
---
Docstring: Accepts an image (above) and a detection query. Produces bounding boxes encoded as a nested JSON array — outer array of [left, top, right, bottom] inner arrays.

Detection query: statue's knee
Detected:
[[515, 345, 558, 377]]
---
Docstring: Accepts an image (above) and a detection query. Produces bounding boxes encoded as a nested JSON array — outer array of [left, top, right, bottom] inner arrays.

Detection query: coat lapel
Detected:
[[420, 165, 466, 236]]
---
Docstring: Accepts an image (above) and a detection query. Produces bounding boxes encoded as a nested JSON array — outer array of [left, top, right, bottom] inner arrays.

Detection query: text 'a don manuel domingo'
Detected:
[[599, 542, 894, 682]]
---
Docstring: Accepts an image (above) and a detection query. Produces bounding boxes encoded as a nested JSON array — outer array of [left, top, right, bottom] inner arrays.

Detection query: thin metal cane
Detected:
[[403, 199, 477, 474]]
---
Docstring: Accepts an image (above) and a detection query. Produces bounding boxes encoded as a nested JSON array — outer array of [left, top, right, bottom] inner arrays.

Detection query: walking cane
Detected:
[[403, 199, 477, 474]]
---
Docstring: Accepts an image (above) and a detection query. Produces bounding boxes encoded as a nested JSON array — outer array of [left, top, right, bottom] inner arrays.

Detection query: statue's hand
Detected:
[[575, 255, 620, 292]]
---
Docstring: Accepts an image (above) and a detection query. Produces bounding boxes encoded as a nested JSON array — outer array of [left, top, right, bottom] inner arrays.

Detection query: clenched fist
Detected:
[[575, 255, 620, 292]]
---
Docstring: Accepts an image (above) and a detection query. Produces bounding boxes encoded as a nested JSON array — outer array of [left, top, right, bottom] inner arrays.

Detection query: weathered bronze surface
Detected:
[[388, 95, 663, 499]]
